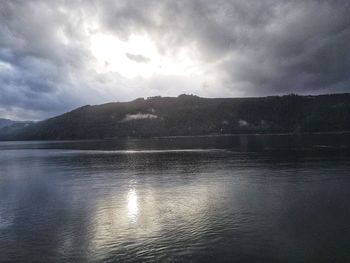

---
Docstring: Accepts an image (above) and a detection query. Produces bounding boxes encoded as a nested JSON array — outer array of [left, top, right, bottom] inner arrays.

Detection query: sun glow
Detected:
[[90, 33, 199, 78]]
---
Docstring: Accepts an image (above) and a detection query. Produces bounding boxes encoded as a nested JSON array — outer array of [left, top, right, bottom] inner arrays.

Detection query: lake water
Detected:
[[0, 134, 350, 262]]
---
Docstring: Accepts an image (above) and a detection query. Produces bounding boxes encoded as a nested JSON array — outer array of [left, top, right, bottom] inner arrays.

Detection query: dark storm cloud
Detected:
[[0, 0, 92, 119], [0, 0, 349, 119]]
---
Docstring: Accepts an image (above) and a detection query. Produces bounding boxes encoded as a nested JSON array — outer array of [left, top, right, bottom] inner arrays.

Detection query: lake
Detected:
[[0, 134, 350, 262]]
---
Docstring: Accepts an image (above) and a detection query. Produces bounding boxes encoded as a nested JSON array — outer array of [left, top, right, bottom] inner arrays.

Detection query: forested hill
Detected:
[[0, 118, 17, 129], [1, 93, 350, 140]]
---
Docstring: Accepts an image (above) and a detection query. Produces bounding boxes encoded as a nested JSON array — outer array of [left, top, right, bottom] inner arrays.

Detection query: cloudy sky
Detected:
[[0, 0, 349, 120]]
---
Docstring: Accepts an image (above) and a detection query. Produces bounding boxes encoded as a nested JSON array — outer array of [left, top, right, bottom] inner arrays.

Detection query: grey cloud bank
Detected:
[[0, 0, 349, 120]]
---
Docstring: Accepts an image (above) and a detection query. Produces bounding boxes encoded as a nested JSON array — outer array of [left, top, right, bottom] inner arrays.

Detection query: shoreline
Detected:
[[1, 130, 350, 143]]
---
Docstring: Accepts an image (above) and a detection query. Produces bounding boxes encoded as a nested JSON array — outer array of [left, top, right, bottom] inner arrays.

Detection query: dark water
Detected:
[[1, 134, 350, 263]]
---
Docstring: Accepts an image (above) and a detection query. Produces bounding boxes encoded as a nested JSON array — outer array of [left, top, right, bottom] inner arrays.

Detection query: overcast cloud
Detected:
[[0, 0, 349, 120]]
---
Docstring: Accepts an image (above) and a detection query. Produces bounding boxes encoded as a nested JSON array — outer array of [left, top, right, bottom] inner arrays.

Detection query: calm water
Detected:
[[0, 134, 350, 263]]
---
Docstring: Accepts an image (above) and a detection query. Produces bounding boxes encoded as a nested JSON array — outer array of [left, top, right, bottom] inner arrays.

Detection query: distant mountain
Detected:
[[1, 93, 350, 140], [0, 119, 33, 138], [0, 118, 18, 129]]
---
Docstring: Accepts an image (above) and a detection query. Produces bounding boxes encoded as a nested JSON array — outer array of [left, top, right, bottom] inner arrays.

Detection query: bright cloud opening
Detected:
[[90, 33, 200, 78]]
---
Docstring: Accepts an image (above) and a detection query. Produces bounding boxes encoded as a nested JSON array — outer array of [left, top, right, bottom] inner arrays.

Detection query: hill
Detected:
[[0, 118, 17, 129], [1, 94, 350, 140]]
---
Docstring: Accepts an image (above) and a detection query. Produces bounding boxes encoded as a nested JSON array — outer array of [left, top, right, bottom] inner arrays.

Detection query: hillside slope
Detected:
[[0, 118, 17, 129], [1, 94, 350, 140]]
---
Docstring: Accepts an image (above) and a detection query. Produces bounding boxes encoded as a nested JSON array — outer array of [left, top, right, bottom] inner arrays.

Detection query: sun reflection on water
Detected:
[[127, 189, 138, 222]]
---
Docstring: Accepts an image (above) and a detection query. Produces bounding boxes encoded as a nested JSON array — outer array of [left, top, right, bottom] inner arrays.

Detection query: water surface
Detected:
[[0, 134, 350, 262]]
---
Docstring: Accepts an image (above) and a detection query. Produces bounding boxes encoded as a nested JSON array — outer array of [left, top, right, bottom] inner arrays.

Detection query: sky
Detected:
[[0, 0, 349, 120]]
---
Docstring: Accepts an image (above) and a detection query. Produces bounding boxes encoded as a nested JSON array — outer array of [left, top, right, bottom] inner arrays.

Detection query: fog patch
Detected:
[[122, 113, 158, 122], [239, 120, 249, 127]]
